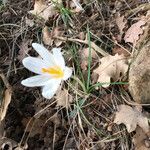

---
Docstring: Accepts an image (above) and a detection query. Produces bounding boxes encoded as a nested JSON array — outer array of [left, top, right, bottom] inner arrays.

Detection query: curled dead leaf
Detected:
[[93, 54, 128, 87], [114, 105, 149, 133]]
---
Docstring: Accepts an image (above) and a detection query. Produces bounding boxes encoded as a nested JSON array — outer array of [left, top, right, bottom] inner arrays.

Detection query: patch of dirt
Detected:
[[0, 0, 150, 150]]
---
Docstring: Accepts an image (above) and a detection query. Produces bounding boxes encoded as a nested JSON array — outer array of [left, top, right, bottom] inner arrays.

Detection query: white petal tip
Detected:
[[42, 93, 53, 99], [63, 67, 73, 80], [52, 47, 61, 52], [22, 57, 29, 65], [42, 80, 61, 99], [21, 80, 28, 87], [42, 90, 55, 99], [32, 43, 39, 47]]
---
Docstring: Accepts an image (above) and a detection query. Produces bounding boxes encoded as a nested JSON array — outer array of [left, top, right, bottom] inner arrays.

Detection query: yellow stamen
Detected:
[[42, 66, 64, 78]]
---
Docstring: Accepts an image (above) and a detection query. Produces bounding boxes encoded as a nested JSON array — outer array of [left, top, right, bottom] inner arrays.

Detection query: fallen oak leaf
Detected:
[[124, 19, 146, 46], [134, 10, 150, 50], [114, 105, 149, 133], [29, 0, 59, 21], [93, 54, 128, 88]]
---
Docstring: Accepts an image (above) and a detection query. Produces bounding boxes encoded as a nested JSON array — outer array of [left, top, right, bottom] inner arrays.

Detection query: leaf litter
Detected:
[[42, 26, 64, 46], [114, 105, 149, 133], [93, 54, 128, 87], [1, 0, 150, 149], [29, 0, 60, 21]]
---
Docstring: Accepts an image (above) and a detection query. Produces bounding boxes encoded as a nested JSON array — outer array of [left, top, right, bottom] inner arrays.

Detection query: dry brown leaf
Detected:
[[29, 0, 59, 21], [133, 127, 150, 150], [80, 47, 98, 70], [55, 89, 73, 108], [116, 14, 127, 34], [42, 26, 63, 46], [124, 19, 146, 45], [114, 105, 149, 133], [93, 54, 128, 87]]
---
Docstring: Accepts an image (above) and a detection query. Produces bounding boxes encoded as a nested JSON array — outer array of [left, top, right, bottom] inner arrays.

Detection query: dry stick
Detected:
[[53, 36, 110, 57], [0, 74, 12, 140], [7, 38, 17, 78], [101, 34, 131, 55], [121, 95, 150, 106], [0, 73, 11, 89], [125, 3, 150, 17]]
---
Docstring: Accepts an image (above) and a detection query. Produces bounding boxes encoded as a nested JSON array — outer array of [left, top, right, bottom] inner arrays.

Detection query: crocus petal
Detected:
[[32, 43, 56, 66], [21, 75, 51, 87], [52, 48, 65, 69], [42, 79, 61, 99], [63, 66, 72, 80], [22, 57, 48, 74]]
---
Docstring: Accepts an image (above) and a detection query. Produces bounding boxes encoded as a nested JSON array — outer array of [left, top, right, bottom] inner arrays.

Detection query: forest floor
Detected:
[[0, 0, 150, 150]]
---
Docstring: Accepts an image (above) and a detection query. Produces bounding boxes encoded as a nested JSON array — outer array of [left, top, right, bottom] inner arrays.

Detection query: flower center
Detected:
[[42, 66, 64, 78]]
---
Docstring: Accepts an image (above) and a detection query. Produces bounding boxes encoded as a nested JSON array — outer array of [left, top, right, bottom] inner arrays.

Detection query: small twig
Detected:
[[125, 3, 150, 17], [121, 95, 150, 106], [53, 36, 109, 57], [7, 38, 17, 78], [0, 73, 11, 89]]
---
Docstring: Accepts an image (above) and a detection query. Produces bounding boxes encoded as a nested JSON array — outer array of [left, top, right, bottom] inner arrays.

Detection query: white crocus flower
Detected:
[[21, 43, 72, 99]]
